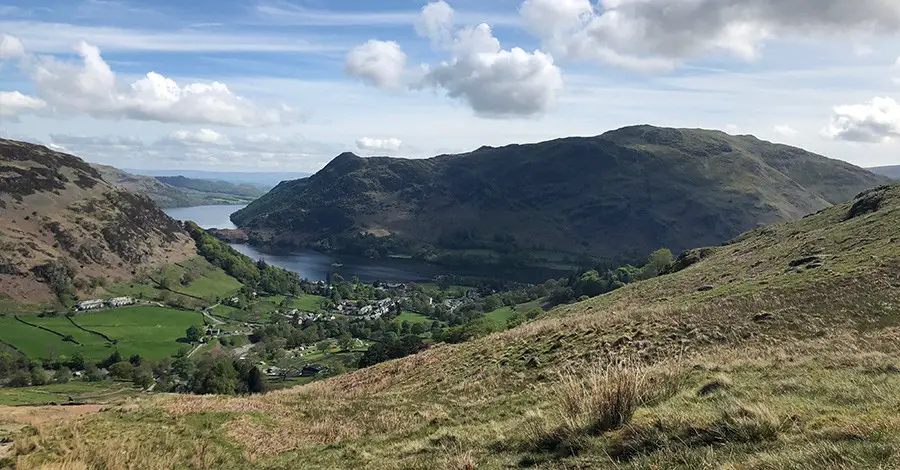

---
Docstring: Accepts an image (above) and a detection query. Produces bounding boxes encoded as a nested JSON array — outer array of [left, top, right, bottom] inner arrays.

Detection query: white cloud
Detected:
[[254, 1, 519, 28], [345, 40, 408, 89], [49, 134, 143, 148], [520, 0, 900, 71], [27, 41, 293, 127], [421, 23, 563, 117], [356, 137, 403, 152], [46, 131, 344, 172], [774, 125, 799, 136], [0, 33, 24, 60], [165, 129, 231, 146], [0, 91, 46, 117], [822, 96, 900, 143], [415, 1, 455, 47], [0, 20, 341, 54], [347, 1, 563, 118]]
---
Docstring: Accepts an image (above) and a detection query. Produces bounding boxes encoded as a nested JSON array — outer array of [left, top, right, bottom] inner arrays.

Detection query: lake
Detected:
[[164, 204, 244, 230], [165, 204, 570, 284]]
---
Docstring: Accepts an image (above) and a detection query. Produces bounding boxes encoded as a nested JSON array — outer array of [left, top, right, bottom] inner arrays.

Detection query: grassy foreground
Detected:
[[7, 185, 900, 469]]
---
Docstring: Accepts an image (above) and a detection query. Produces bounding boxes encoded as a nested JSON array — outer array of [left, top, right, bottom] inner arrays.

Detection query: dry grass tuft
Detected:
[[440, 446, 477, 470], [557, 360, 650, 435], [700, 403, 783, 445], [697, 375, 732, 396]]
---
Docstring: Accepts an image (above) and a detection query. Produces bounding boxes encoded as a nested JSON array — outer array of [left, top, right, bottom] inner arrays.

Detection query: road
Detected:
[[202, 303, 225, 326]]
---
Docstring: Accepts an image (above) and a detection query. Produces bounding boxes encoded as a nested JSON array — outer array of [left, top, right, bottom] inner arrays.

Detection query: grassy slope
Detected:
[[11, 185, 900, 469], [484, 299, 543, 324], [106, 257, 243, 302]]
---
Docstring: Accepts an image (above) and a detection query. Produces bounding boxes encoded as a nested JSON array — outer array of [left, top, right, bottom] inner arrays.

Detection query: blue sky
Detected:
[[2, 0, 900, 171]]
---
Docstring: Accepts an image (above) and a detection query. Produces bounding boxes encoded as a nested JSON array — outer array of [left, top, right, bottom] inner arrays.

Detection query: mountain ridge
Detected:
[[0, 139, 196, 306], [232, 125, 890, 264], [92, 165, 265, 209], [870, 165, 900, 179]]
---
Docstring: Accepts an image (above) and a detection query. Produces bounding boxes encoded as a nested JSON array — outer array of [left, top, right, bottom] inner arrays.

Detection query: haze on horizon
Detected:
[[3, 0, 900, 173]]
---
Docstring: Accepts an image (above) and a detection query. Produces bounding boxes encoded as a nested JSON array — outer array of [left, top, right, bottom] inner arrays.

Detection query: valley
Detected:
[[1, 132, 898, 469]]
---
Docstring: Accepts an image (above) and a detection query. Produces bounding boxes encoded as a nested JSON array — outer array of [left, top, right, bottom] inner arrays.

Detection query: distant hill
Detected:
[[869, 165, 900, 179], [0, 140, 196, 305], [124, 169, 311, 190], [93, 166, 265, 208], [233, 125, 890, 265]]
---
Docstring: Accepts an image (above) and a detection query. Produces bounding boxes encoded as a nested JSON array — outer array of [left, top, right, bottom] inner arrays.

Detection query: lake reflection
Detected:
[[166, 204, 570, 283]]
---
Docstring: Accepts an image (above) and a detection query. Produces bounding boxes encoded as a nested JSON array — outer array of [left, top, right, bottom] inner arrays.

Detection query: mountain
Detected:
[[123, 169, 311, 190], [869, 165, 900, 179], [93, 165, 265, 208], [17, 183, 900, 468], [233, 125, 890, 264], [0, 139, 196, 306]]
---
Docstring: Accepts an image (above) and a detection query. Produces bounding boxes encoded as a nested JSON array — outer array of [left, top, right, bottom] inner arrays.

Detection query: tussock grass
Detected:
[[557, 361, 650, 435]]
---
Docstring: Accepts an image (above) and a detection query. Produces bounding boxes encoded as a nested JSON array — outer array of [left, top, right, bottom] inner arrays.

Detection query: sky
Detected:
[[2, 0, 900, 172]]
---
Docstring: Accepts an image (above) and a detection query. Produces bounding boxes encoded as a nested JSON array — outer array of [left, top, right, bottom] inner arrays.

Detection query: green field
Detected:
[[394, 311, 435, 325], [72, 307, 205, 360], [27, 316, 116, 359], [0, 307, 204, 362], [484, 299, 543, 324], [0, 316, 81, 360], [0, 382, 138, 406]]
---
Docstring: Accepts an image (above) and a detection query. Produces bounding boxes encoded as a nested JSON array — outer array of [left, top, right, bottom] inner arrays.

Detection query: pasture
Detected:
[[0, 307, 204, 362]]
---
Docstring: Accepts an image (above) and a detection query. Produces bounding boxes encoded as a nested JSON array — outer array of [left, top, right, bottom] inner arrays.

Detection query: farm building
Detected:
[[107, 297, 134, 307], [76, 299, 104, 311]]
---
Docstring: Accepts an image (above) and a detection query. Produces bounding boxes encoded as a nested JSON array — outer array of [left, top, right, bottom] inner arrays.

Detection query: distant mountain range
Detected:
[[124, 169, 311, 190], [869, 165, 900, 179], [233, 125, 891, 266], [93, 165, 266, 209], [0, 140, 196, 305]]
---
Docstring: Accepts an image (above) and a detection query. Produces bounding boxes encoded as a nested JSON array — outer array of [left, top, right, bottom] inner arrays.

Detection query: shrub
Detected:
[[557, 361, 649, 435], [30, 368, 49, 386], [54, 367, 71, 384], [108, 361, 135, 380]]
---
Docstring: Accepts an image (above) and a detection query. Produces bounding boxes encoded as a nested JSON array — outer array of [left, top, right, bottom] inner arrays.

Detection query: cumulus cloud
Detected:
[[520, 0, 900, 71], [165, 129, 231, 146], [0, 33, 24, 60], [11, 37, 292, 127], [421, 23, 563, 117], [0, 91, 46, 117], [356, 137, 403, 152], [415, 0, 455, 47], [347, 1, 562, 118], [822, 96, 900, 143], [773, 125, 799, 137], [345, 40, 408, 89]]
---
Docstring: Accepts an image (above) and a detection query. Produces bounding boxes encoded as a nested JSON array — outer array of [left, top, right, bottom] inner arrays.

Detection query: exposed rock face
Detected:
[[0, 139, 196, 304]]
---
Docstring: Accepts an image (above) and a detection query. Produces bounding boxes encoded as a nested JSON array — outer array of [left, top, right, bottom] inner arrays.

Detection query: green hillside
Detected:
[[232, 126, 889, 265], [12, 184, 900, 469]]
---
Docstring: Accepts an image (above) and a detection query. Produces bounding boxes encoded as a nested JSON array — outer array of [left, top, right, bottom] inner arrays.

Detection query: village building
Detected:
[[107, 297, 134, 308], [76, 299, 105, 311]]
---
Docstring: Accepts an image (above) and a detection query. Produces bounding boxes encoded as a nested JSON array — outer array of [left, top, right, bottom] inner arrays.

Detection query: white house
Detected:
[[107, 297, 134, 308], [76, 299, 104, 311]]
